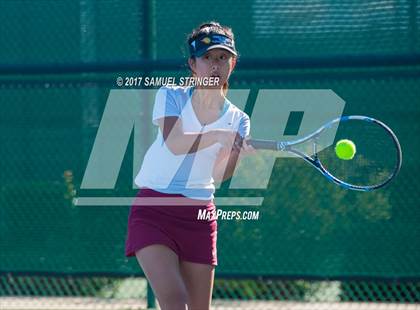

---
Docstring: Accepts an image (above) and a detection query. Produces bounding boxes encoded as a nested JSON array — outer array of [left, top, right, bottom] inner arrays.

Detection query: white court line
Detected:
[[1, 298, 418, 310]]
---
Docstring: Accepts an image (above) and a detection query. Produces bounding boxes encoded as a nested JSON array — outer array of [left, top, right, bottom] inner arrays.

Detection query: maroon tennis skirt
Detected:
[[125, 187, 218, 266]]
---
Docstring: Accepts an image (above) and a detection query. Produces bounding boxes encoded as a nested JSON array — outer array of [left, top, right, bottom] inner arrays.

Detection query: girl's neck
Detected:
[[191, 87, 225, 110]]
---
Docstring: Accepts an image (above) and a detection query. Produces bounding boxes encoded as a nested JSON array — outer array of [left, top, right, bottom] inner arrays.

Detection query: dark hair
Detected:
[[187, 21, 237, 94], [187, 21, 235, 48]]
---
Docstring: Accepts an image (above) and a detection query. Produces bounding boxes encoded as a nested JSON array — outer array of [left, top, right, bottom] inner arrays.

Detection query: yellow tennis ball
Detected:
[[335, 139, 356, 160]]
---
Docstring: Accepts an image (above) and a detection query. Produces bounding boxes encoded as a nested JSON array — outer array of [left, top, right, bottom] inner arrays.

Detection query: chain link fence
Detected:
[[1, 0, 420, 309]]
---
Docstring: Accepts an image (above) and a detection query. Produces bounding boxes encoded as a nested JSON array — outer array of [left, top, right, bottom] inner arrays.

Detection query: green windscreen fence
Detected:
[[1, 0, 420, 307]]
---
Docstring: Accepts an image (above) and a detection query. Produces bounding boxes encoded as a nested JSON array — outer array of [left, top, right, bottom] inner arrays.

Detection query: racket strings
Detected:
[[317, 120, 398, 187]]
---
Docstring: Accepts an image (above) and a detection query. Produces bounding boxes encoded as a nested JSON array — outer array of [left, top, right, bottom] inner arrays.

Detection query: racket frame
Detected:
[[248, 115, 402, 191]]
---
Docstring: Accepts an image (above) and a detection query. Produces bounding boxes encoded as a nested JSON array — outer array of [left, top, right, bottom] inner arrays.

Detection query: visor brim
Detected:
[[194, 45, 237, 57]]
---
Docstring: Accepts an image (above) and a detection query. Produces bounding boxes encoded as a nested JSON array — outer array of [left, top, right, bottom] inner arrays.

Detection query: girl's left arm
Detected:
[[212, 138, 256, 184]]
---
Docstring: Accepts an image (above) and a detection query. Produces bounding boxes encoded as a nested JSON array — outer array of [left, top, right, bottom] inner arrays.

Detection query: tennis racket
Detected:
[[246, 115, 402, 191]]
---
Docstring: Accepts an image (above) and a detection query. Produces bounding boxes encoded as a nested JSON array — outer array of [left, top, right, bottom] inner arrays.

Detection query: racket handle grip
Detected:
[[247, 139, 278, 150]]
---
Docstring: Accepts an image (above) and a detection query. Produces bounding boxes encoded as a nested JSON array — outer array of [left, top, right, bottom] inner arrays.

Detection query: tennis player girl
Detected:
[[125, 22, 254, 310]]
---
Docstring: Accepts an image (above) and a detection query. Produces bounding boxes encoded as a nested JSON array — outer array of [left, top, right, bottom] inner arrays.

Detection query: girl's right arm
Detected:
[[156, 116, 240, 155]]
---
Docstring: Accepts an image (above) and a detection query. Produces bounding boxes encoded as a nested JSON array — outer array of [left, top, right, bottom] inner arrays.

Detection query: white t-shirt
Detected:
[[134, 86, 250, 200]]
